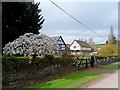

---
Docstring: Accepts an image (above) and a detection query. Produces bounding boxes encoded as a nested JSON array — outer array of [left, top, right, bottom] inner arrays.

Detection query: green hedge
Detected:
[[2, 54, 73, 74]]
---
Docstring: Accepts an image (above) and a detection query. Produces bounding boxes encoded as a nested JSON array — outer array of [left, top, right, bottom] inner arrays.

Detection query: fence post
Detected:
[[78, 59, 82, 70], [91, 56, 94, 68], [86, 58, 88, 68]]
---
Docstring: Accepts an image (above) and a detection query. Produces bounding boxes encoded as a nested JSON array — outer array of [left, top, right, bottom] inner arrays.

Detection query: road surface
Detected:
[[83, 70, 118, 88]]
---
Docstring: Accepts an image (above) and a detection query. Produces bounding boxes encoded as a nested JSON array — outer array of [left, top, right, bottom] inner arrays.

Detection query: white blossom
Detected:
[[3, 33, 59, 56]]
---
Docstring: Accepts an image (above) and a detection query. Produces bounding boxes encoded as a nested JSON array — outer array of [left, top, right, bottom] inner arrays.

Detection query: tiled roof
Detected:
[[75, 40, 91, 48]]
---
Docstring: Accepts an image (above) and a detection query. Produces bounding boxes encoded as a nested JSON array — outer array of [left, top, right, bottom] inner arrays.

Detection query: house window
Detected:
[[73, 46, 76, 48], [59, 44, 65, 50]]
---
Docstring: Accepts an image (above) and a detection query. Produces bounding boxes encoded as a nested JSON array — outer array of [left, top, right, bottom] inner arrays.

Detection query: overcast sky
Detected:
[[34, 0, 118, 44]]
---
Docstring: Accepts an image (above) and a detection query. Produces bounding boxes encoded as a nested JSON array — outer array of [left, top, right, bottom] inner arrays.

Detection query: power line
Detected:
[[49, 0, 104, 38]]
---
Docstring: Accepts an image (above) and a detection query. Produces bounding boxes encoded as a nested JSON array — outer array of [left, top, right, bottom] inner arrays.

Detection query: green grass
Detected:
[[2, 55, 29, 60], [28, 71, 102, 88], [95, 44, 106, 48], [16, 56, 29, 59], [98, 62, 120, 69], [53, 54, 61, 58]]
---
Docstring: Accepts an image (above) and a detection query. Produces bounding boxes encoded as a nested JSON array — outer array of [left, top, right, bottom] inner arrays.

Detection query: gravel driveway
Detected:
[[84, 70, 118, 88]]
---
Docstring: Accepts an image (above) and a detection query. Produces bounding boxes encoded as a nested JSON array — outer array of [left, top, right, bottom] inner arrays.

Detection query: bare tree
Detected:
[[108, 26, 116, 44]]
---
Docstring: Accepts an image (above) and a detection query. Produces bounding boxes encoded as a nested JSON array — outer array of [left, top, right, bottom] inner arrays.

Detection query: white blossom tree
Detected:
[[3, 33, 59, 56]]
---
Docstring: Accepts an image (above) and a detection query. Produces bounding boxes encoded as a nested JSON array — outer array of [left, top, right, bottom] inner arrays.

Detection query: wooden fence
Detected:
[[76, 56, 119, 70]]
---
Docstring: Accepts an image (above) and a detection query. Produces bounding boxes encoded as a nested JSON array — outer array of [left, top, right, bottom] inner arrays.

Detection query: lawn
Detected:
[[27, 71, 102, 88], [98, 62, 120, 69], [95, 44, 106, 47]]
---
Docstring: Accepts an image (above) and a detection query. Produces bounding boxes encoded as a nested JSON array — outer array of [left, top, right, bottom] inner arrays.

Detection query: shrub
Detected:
[[2, 55, 29, 73], [60, 54, 73, 67], [2, 54, 74, 74], [98, 44, 118, 57]]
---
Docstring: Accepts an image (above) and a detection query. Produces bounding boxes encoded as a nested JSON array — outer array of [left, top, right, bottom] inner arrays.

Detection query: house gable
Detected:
[[70, 40, 81, 50], [51, 36, 70, 54], [70, 40, 92, 55], [52, 36, 65, 45], [57, 36, 65, 45]]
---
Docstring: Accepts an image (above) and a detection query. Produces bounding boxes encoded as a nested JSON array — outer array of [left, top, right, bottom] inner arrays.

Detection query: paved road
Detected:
[[86, 70, 118, 88]]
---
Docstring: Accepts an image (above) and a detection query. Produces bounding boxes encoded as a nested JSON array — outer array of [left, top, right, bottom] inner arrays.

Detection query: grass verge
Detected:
[[27, 71, 102, 88], [97, 62, 120, 69]]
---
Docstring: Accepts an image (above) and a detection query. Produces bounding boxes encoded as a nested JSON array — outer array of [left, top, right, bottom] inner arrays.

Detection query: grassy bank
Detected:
[[98, 62, 120, 69], [28, 71, 102, 88]]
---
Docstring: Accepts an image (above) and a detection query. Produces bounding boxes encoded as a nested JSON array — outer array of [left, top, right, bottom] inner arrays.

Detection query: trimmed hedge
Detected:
[[2, 54, 73, 74], [2, 54, 74, 87]]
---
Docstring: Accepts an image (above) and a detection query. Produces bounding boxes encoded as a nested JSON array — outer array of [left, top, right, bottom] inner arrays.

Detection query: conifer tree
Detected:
[[2, 2, 45, 47]]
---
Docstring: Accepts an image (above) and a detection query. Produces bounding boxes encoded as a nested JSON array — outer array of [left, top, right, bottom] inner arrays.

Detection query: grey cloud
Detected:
[[38, 1, 118, 44]]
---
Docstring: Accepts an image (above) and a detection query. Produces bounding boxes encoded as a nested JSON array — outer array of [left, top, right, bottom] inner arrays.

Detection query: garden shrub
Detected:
[[2, 54, 74, 74], [2, 56, 29, 73], [59, 54, 73, 67], [2, 54, 74, 87], [43, 54, 54, 64]]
